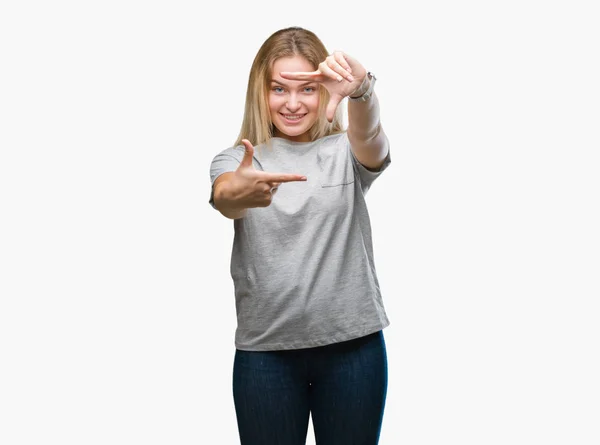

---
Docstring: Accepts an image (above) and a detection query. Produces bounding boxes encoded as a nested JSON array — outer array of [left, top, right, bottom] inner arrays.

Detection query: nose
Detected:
[[286, 93, 301, 113]]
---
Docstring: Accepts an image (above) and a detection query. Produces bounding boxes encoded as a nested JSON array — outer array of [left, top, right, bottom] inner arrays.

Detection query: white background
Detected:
[[1, 0, 599, 444]]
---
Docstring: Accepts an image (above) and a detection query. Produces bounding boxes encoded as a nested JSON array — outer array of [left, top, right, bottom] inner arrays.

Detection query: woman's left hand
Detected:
[[280, 51, 367, 123]]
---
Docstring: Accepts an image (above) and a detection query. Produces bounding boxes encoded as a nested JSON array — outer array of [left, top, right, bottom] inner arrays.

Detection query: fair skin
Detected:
[[265, 52, 387, 188], [269, 56, 321, 143], [280, 50, 388, 171], [214, 51, 388, 219], [279, 51, 367, 123]]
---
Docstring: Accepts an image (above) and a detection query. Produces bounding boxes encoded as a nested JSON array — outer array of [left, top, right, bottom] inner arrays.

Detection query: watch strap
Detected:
[[349, 71, 377, 102]]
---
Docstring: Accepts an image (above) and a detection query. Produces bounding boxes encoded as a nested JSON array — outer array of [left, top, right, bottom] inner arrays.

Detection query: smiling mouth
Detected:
[[280, 113, 307, 123]]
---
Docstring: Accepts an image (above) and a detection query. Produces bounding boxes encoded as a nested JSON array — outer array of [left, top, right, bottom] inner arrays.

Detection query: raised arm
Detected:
[[279, 51, 389, 172], [347, 73, 389, 172]]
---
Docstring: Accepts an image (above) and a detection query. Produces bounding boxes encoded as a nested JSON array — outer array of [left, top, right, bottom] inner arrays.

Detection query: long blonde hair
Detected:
[[233, 27, 344, 149]]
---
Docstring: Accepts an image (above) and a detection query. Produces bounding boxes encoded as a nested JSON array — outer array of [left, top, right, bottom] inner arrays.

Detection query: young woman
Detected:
[[209, 26, 392, 445]]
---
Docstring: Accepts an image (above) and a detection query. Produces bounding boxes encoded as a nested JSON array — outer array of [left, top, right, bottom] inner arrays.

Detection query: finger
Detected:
[[279, 70, 321, 81], [328, 54, 353, 82], [262, 173, 307, 183], [326, 95, 343, 123], [240, 139, 254, 168], [333, 51, 354, 76], [319, 61, 346, 83], [265, 181, 282, 191]]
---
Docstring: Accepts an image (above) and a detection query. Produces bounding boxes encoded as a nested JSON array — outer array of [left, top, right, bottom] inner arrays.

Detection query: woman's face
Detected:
[[269, 56, 321, 143]]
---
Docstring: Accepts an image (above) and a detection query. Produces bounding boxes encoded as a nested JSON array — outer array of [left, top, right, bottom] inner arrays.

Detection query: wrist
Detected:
[[216, 180, 245, 211], [349, 72, 377, 102], [349, 75, 370, 98]]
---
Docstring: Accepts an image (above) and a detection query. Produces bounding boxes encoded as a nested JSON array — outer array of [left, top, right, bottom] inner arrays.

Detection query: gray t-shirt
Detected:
[[209, 131, 392, 351]]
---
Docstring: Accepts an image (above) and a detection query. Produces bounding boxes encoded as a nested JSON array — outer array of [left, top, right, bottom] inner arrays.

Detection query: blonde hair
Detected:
[[233, 27, 345, 149]]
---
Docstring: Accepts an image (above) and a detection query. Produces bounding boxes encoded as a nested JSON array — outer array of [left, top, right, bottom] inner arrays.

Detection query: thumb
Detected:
[[326, 95, 343, 123], [239, 139, 255, 168]]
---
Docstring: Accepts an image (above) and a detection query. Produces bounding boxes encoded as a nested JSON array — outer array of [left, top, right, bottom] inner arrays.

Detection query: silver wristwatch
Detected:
[[349, 71, 376, 102]]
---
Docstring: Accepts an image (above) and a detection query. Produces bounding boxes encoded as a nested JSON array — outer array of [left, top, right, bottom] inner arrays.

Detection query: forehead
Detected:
[[269, 56, 314, 82]]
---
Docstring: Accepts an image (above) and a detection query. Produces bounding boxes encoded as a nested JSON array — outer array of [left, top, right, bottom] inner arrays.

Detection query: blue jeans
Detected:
[[232, 330, 388, 445]]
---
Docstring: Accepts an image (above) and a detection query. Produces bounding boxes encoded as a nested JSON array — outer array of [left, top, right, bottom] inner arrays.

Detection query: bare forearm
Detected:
[[219, 207, 248, 220], [214, 182, 249, 220], [347, 76, 381, 141]]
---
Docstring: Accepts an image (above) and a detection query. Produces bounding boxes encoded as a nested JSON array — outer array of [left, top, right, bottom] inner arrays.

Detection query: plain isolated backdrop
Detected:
[[1, 1, 599, 444]]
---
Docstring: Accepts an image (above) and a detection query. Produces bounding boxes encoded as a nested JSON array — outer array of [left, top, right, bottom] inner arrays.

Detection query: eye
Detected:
[[304, 87, 316, 93], [272, 87, 284, 93]]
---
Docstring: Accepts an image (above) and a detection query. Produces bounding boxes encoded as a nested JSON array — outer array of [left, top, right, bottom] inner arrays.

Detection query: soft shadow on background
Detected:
[[1, 1, 598, 444]]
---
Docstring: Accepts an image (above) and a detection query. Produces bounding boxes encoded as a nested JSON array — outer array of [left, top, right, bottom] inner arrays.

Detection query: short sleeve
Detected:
[[348, 132, 392, 196], [208, 153, 241, 209]]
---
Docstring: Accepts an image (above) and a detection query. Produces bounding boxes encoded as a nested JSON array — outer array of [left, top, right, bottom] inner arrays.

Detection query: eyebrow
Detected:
[[270, 79, 317, 87]]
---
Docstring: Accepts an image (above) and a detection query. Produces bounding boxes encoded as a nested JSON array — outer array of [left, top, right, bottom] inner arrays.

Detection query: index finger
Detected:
[[279, 70, 320, 82], [262, 172, 307, 183]]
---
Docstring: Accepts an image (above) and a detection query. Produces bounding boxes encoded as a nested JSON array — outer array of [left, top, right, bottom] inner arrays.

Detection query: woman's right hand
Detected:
[[225, 139, 307, 208]]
